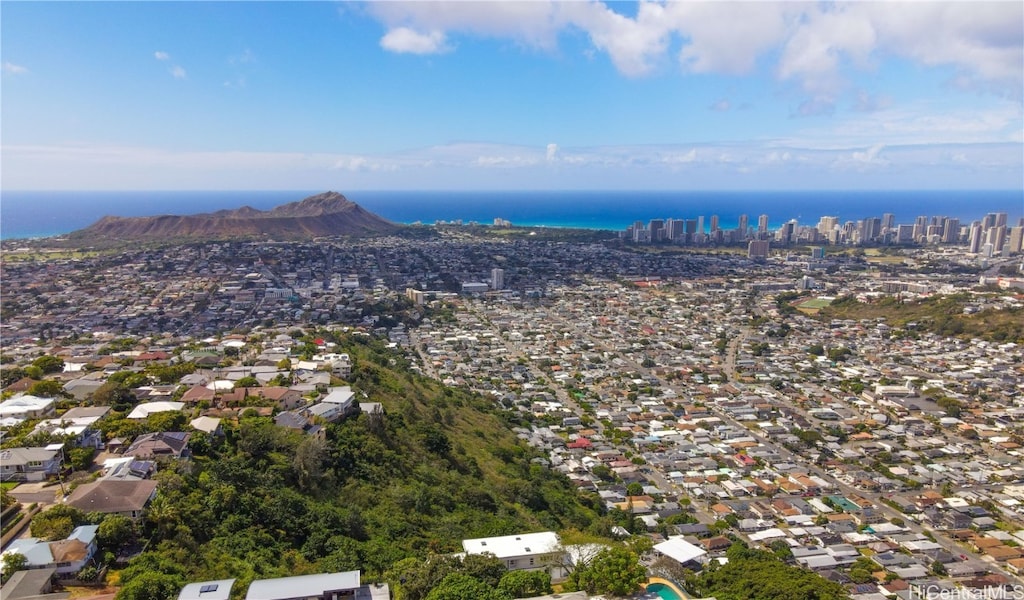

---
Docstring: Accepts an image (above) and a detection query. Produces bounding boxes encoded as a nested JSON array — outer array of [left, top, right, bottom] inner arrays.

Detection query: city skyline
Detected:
[[1, 1, 1022, 192]]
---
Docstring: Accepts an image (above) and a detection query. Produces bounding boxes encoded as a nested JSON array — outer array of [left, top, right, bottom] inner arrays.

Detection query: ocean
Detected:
[[1, 189, 1022, 240]]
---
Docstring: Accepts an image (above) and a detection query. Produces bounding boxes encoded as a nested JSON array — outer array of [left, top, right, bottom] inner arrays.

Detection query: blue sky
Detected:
[[2, 1, 1022, 191]]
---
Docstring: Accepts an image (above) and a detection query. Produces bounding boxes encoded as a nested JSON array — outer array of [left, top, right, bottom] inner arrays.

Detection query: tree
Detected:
[[497, 570, 551, 598], [28, 379, 65, 398], [98, 514, 136, 550], [234, 376, 261, 389], [1, 367, 26, 388], [424, 573, 510, 600], [565, 546, 646, 597], [91, 381, 137, 410], [1, 552, 28, 583], [293, 436, 329, 492], [30, 504, 87, 540], [687, 547, 850, 600], [115, 571, 184, 600], [625, 482, 644, 497], [146, 410, 186, 432], [32, 355, 65, 374]]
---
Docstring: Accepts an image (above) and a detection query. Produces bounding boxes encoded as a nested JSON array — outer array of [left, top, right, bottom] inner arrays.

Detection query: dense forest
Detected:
[[86, 334, 604, 599]]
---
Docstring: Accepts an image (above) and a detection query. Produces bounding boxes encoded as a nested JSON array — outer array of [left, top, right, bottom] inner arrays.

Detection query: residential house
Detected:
[[64, 480, 157, 519], [0, 395, 56, 421], [30, 407, 110, 450], [0, 447, 61, 482], [0, 567, 65, 600], [274, 411, 324, 440], [126, 401, 184, 420], [126, 432, 191, 459], [178, 579, 235, 600], [462, 531, 561, 572], [243, 571, 389, 600], [1, 525, 99, 577]]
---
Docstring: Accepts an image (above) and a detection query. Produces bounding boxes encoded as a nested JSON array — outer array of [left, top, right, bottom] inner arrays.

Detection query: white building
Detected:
[[462, 531, 561, 572]]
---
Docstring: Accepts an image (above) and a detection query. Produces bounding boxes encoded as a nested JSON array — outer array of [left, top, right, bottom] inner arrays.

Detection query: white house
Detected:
[[126, 401, 185, 420], [0, 395, 56, 421], [462, 531, 561, 572]]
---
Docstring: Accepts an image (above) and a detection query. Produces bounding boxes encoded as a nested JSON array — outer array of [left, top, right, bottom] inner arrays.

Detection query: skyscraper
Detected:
[[1007, 226, 1024, 254], [709, 215, 719, 233], [757, 214, 768, 235], [738, 214, 750, 238], [649, 219, 665, 241], [968, 222, 983, 254], [941, 218, 960, 244], [748, 240, 770, 260], [667, 219, 684, 241], [491, 268, 504, 290], [913, 216, 928, 241]]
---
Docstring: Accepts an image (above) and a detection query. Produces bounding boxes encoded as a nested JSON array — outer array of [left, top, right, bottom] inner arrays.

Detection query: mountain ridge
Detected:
[[71, 191, 399, 241]]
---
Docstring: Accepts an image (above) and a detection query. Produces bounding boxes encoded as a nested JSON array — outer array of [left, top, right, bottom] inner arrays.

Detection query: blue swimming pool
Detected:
[[647, 582, 684, 600]]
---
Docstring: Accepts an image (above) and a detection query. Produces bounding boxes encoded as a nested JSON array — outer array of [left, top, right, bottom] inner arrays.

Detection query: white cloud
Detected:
[[170, 65, 187, 80], [229, 48, 255, 65], [709, 99, 731, 112], [546, 143, 559, 161], [380, 27, 450, 55], [364, 1, 1022, 100], [154, 51, 170, 61], [3, 139, 1020, 190], [660, 149, 697, 164], [668, 2, 795, 75], [3, 62, 28, 75], [369, 1, 563, 51]]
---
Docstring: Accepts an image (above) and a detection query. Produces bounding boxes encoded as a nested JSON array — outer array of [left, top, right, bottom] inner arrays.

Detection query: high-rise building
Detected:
[[1007, 226, 1024, 254], [710, 215, 719, 232], [860, 217, 882, 243], [969, 222, 983, 254], [777, 220, 797, 244], [696, 216, 704, 236], [667, 219, 684, 241], [897, 225, 914, 243], [987, 225, 1007, 252], [995, 213, 1008, 228], [748, 240, 770, 260], [941, 218, 960, 244], [757, 214, 768, 235], [649, 219, 665, 242], [738, 214, 750, 238], [491, 268, 504, 290], [913, 216, 928, 241], [817, 216, 838, 237], [882, 213, 895, 232]]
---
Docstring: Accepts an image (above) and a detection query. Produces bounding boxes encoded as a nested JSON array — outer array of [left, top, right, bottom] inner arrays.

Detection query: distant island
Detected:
[[69, 191, 399, 242]]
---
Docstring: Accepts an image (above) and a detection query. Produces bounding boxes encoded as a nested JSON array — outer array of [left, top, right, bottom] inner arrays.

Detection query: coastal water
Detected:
[[1, 189, 1022, 240]]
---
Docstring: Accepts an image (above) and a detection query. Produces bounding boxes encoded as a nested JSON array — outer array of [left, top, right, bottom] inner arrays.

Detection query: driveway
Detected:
[[7, 481, 63, 505]]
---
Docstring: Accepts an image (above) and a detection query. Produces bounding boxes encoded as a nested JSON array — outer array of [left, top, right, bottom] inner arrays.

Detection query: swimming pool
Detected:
[[646, 582, 684, 600]]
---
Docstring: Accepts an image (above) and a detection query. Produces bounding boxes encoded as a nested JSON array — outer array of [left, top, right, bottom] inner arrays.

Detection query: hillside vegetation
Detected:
[[816, 293, 1024, 343], [112, 334, 600, 599]]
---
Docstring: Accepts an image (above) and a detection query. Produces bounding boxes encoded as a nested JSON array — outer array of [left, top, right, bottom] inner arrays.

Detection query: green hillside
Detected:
[[112, 333, 600, 599]]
